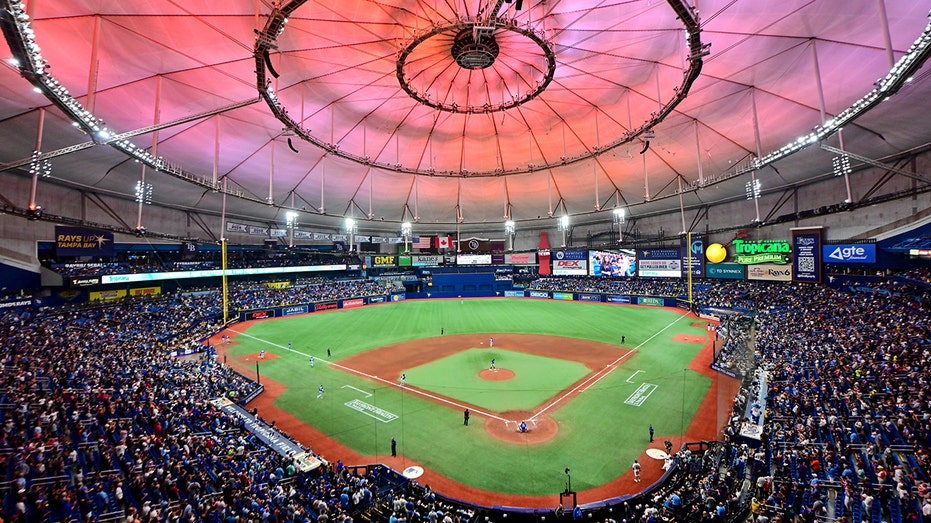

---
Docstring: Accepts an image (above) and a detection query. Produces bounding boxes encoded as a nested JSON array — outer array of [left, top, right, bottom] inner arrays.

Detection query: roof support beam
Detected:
[[820, 144, 929, 184], [0, 97, 259, 174]]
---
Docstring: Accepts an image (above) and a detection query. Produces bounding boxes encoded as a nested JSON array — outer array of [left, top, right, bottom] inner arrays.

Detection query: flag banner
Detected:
[[226, 222, 248, 233], [436, 236, 453, 249]]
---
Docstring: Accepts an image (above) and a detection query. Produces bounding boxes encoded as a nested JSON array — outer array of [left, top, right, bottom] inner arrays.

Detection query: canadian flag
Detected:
[[435, 236, 453, 249]]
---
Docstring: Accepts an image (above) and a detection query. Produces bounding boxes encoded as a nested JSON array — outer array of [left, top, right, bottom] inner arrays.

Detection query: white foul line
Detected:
[[530, 313, 689, 422]]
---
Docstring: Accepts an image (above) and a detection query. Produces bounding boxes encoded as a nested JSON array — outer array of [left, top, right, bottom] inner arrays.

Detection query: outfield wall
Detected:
[[236, 289, 684, 321]]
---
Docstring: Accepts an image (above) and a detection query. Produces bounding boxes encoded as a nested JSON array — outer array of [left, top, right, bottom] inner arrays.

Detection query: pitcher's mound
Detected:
[[479, 368, 515, 380]]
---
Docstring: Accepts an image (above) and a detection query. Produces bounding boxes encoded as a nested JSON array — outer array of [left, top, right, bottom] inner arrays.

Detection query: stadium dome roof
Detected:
[[1, 0, 930, 232]]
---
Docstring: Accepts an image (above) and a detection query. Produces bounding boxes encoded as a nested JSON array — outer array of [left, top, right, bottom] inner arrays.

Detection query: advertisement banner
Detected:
[[55, 226, 115, 257], [265, 281, 290, 289], [638, 248, 681, 260], [0, 298, 36, 310], [578, 293, 602, 302], [792, 228, 822, 282], [552, 258, 588, 276], [315, 302, 338, 312], [554, 250, 588, 260], [504, 290, 525, 297], [822, 243, 876, 264], [706, 263, 745, 279], [552, 292, 574, 301], [367, 296, 386, 304], [245, 309, 274, 320], [710, 363, 742, 379], [281, 305, 309, 316], [342, 298, 364, 309], [528, 290, 550, 299], [412, 255, 444, 266], [492, 254, 506, 264], [538, 232, 551, 275], [681, 236, 704, 277], [390, 293, 406, 301], [637, 296, 664, 306], [637, 259, 682, 278], [606, 295, 632, 304], [747, 263, 793, 281], [732, 239, 791, 265], [71, 277, 100, 287], [505, 252, 537, 265], [371, 255, 397, 267], [89, 289, 126, 302], [456, 254, 492, 265], [129, 286, 161, 296], [249, 225, 269, 236]]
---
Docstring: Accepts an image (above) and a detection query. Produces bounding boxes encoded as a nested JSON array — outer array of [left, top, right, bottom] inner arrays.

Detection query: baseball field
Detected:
[[217, 298, 734, 507]]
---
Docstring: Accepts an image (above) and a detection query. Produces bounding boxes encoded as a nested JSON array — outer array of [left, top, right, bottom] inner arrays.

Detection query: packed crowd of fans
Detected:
[[0, 287, 413, 522], [692, 278, 931, 523], [528, 276, 686, 297], [44, 250, 356, 278], [3, 269, 931, 523], [226, 279, 392, 310]]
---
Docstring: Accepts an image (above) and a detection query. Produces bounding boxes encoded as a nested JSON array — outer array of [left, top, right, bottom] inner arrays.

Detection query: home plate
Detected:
[[645, 448, 668, 460], [402, 465, 424, 479]]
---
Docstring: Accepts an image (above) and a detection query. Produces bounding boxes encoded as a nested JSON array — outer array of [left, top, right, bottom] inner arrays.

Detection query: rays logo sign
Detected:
[[55, 226, 114, 257]]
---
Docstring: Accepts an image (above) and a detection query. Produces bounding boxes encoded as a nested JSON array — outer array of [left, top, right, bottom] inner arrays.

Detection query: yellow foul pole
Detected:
[[686, 232, 694, 308], [222, 238, 229, 324]]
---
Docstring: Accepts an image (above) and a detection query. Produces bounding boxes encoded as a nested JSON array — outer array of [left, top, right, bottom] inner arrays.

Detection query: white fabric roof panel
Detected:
[[0, 0, 928, 231]]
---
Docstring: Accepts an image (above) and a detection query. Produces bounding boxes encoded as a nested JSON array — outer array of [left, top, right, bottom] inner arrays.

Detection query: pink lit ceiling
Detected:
[[1, 0, 930, 233]]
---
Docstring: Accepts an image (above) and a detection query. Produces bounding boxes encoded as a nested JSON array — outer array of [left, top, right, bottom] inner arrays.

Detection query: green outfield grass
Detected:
[[407, 348, 592, 411], [227, 298, 713, 496]]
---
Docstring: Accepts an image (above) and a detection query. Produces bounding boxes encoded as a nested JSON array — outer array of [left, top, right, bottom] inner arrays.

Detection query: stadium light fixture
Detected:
[[745, 179, 761, 201], [345, 217, 358, 252], [832, 154, 851, 177], [504, 220, 516, 251], [134, 181, 153, 205], [286, 211, 298, 247], [613, 208, 626, 244], [401, 221, 412, 253], [557, 215, 570, 247]]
